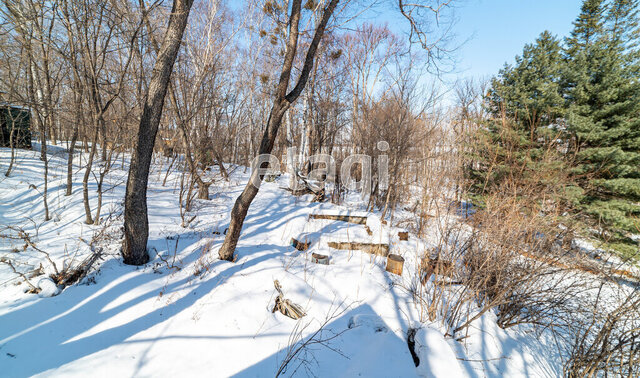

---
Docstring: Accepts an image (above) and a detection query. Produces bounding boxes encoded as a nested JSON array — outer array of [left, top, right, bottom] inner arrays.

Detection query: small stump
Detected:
[[311, 253, 329, 265], [398, 231, 409, 241], [386, 254, 405, 276], [291, 238, 311, 251]]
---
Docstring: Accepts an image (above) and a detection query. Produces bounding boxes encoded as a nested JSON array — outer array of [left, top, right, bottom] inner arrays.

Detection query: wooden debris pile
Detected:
[[272, 280, 306, 320]]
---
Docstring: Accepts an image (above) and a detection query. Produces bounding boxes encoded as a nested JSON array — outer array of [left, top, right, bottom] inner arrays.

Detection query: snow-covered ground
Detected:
[[0, 145, 574, 377]]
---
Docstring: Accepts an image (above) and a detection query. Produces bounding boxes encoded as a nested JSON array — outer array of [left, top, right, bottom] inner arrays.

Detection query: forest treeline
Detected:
[[0, 0, 638, 261], [0, 0, 455, 263]]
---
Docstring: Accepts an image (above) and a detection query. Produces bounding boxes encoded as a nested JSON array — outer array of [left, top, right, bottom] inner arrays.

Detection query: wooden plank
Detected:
[[327, 241, 390, 257], [309, 214, 368, 225]]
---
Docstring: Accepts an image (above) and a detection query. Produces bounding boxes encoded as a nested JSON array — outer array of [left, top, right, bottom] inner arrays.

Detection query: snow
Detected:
[[0, 144, 582, 377], [36, 277, 60, 297], [347, 314, 389, 332], [414, 326, 464, 378]]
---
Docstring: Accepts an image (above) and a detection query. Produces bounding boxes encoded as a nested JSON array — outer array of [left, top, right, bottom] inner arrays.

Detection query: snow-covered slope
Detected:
[[0, 145, 559, 377]]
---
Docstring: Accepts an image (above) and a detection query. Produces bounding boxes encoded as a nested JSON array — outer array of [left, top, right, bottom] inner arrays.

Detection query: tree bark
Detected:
[[66, 124, 78, 196], [5, 116, 16, 177], [218, 0, 339, 261], [82, 127, 98, 224], [122, 0, 194, 265]]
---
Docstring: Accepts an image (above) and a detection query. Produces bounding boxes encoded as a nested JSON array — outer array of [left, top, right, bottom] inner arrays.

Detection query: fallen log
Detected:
[[283, 186, 314, 196], [295, 170, 323, 193], [309, 214, 368, 225], [327, 241, 390, 257], [281, 170, 326, 201], [282, 186, 325, 201]]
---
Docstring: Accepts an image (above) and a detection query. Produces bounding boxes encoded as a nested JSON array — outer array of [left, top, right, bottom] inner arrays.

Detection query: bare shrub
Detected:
[[276, 302, 352, 377], [563, 286, 640, 377], [155, 235, 182, 272], [404, 100, 594, 339], [0, 225, 103, 292]]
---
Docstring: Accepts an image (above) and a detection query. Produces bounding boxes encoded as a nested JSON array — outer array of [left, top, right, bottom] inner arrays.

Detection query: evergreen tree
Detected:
[[469, 32, 567, 206], [564, 0, 640, 236], [566, 0, 606, 54], [469, 0, 640, 252], [607, 0, 639, 52], [490, 31, 565, 144]]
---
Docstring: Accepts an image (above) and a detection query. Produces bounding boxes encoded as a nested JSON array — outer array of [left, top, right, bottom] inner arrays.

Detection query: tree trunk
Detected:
[[100, 121, 107, 161], [122, 0, 194, 265], [42, 137, 50, 221], [82, 128, 99, 224], [66, 83, 81, 196], [28, 59, 51, 221], [197, 181, 210, 200], [286, 111, 297, 190], [5, 118, 16, 177], [94, 167, 107, 225], [218, 104, 289, 260], [214, 152, 228, 180], [66, 126, 78, 196], [218, 0, 339, 261]]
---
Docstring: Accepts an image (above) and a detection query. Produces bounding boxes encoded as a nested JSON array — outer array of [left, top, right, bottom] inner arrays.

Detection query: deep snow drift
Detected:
[[1, 145, 564, 377]]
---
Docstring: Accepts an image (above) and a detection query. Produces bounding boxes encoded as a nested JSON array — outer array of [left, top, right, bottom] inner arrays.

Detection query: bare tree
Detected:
[[3, 0, 63, 221], [122, 0, 194, 265], [217, 0, 340, 261], [0, 42, 29, 177]]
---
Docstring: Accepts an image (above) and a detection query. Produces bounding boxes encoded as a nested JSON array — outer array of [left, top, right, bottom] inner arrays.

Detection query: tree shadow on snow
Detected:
[[0, 240, 281, 377], [233, 303, 417, 378]]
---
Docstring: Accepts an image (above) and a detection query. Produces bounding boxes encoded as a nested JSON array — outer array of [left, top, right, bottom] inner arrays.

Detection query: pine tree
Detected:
[[607, 0, 639, 51], [564, 0, 640, 238], [491, 31, 565, 138], [566, 0, 606, 53], [470, 32, 565, 193]]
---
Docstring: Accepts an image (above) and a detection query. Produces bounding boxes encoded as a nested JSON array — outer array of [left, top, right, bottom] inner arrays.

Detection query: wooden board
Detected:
[[309, 214, 368, 225], [327, 241, 390, 257]]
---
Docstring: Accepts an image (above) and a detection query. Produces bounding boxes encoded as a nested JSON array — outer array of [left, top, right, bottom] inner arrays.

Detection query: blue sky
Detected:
[[450, 0, 583, 79], [227, 0, 585, 96]]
